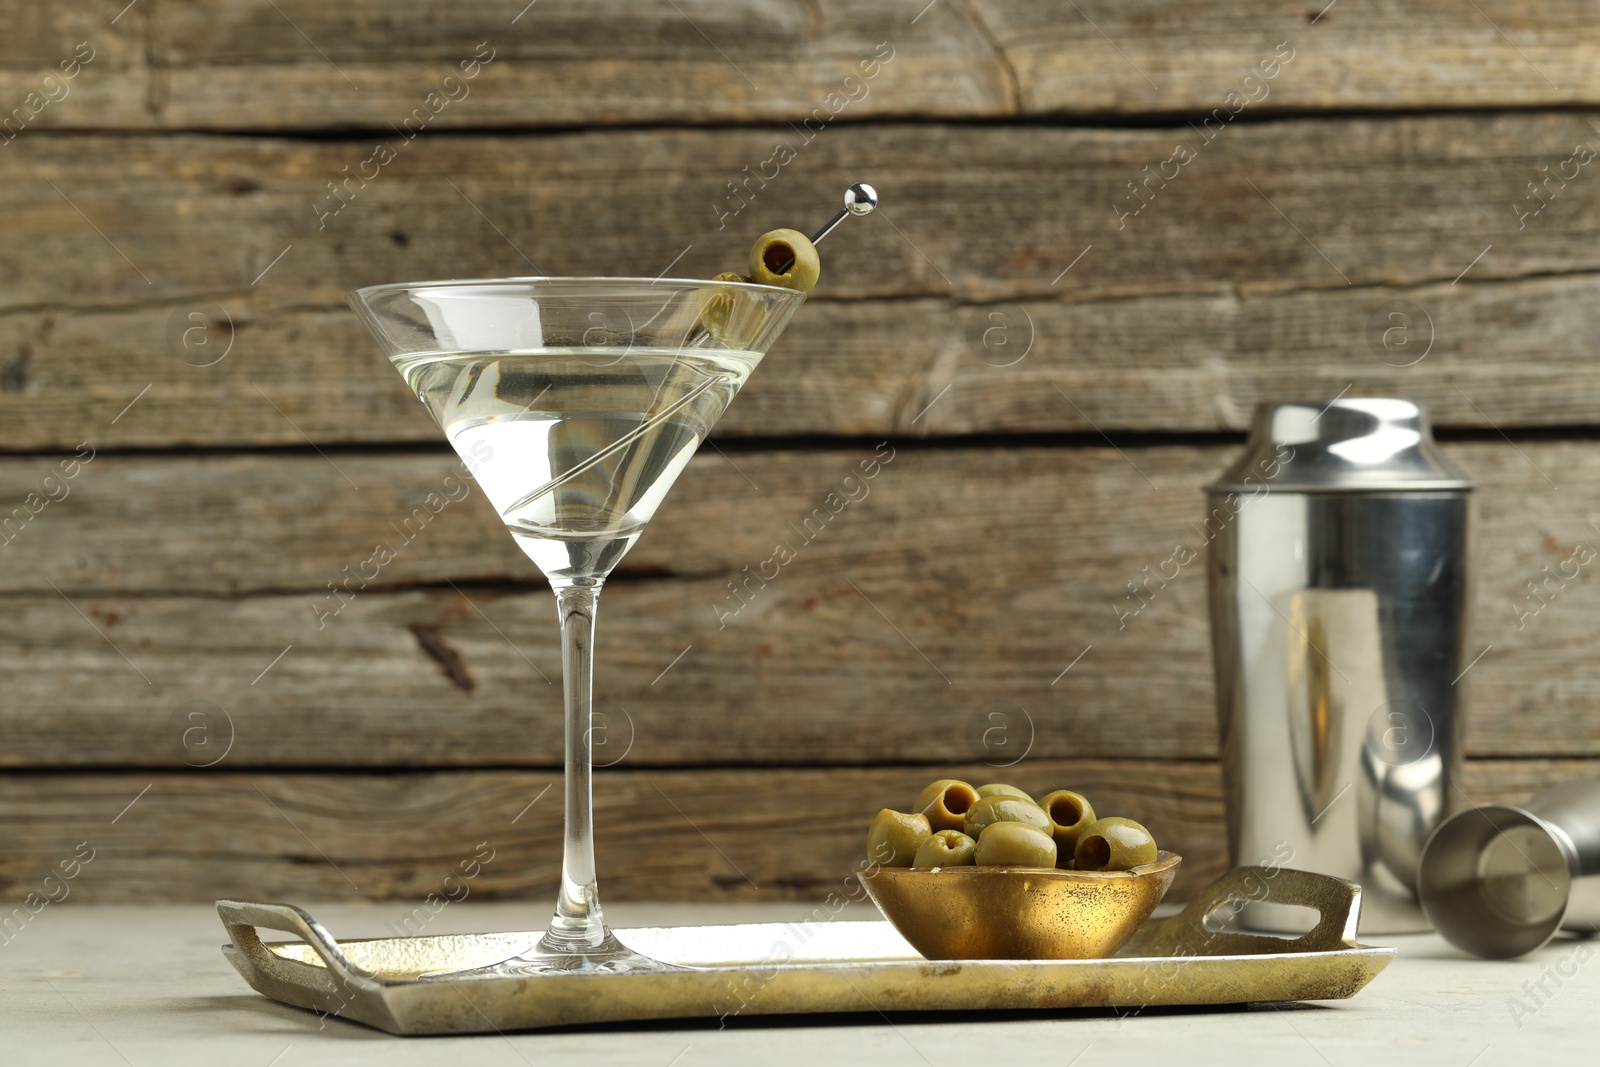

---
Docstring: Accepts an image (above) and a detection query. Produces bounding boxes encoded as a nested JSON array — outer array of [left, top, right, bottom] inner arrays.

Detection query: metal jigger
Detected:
[[1419, 780, 1600, 958]]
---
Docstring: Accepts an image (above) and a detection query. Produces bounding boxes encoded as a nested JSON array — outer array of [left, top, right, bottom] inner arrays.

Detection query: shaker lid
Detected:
[[1207, 398, 1474, 493]]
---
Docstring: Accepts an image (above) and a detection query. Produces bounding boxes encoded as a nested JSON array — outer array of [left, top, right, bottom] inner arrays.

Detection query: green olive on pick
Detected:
[[698, 270, 751, 343], [748, 228, 820, 293], [1074, 817, 1159, 871], [867, 808, 931, 868]]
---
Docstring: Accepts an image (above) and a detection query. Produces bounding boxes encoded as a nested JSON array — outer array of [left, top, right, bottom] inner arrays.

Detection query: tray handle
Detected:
[[1120, 866, 1365, 957], [217, 899, 381, 996]]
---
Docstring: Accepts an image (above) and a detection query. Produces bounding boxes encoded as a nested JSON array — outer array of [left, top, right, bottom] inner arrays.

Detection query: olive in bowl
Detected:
[[963, 794, 1052, 839], [866, 809, 931, 868], [1038, 789, 1097, 855], [976, 783, 1034, 800], [914, 779, 980, 832], [974, 822, 1057, 867], [1074, 817, 1159, 872], [913, 829, 977, 868]]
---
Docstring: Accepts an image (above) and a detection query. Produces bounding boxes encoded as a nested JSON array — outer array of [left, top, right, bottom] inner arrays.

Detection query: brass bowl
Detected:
[[862, 851, 1182, 960]]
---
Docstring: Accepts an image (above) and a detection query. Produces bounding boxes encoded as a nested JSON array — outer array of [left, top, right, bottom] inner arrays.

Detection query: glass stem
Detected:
[[538, 577, 611, 952]]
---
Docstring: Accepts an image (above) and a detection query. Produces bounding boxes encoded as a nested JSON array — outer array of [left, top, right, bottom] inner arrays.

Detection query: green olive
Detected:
[[866, 808, 931, 868], [1038, 789, 1097, 856], [913, 829, 977, 869], [974, 821, 1057, 868], [975, 783, 1033, 800], [1074, 817, 1159, 871], [748, 228, 820, 293], [913, 779, 980, 832], [962, 794, 1051, 839], [698, 271, 764, 347]]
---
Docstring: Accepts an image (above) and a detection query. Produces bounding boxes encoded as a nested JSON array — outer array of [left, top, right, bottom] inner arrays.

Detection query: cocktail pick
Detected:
[[809, 182, 878, 246], [765, 183, 878, 276]]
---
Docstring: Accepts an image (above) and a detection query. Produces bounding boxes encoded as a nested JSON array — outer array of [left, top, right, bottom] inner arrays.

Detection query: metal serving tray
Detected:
[[218, 867, 1393, 1035]]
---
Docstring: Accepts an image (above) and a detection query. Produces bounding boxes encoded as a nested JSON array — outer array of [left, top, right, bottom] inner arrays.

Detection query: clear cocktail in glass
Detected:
[[349, 277, 806, 974]]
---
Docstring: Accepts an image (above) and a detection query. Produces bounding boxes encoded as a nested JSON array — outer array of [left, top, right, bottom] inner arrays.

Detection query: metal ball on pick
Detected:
[[844, 182, 878, 217], [809, 182, 880, 245]]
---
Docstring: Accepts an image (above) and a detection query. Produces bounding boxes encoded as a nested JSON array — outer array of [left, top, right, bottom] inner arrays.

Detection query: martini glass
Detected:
[[348, 277, 806, 974]]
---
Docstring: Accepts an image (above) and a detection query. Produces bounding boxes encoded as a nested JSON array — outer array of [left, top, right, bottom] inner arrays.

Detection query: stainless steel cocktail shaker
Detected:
[[1206, 398, 1474, 933]]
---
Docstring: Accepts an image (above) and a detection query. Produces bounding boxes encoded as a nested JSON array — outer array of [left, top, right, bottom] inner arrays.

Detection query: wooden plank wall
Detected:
[[3, 1, 1599, 906]]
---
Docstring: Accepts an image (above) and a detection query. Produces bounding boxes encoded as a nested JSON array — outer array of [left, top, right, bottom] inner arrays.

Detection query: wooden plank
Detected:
[[0, 301, 916, 448], [4, 118, 1598, 311], [9, 274, 1600, 448], [20, 2, 997, 134], [979, 0, 1600, 116], [8, 3, 1600, 131], [3, 441, 1598, 766], [0, 5, 147, 132], [150, 1, 1004, 129], [8, 117, 1600, 444], [0, 759, 1584, 904], [4, 763, 1231, 903]]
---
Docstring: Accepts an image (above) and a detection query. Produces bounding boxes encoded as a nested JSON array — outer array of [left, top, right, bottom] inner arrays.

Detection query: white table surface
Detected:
[[3, 899, 1594, 1065]]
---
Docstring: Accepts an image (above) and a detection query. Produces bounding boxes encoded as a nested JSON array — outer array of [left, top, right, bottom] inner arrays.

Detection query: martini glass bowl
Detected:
[[348, 277, 806, 974]]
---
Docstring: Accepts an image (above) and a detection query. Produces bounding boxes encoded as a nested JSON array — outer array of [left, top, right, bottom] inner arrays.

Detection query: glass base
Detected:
[[420, 930, 681, 980]]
